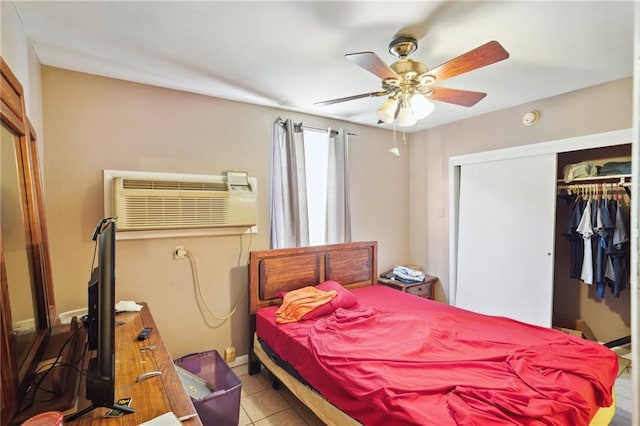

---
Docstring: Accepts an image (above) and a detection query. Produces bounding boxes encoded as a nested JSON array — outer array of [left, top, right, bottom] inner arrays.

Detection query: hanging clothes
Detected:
[[604, 199, 618, 283], [562, 196, 585, 279], [607, 201, 630, 297], [594, 198, 616, 299], [576, 199, 594, 285], [560, 184, 631, 298], [589, 198, 599, 282]]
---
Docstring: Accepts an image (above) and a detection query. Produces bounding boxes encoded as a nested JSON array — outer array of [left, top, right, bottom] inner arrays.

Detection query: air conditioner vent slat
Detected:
[[122, 179, 228, 192]]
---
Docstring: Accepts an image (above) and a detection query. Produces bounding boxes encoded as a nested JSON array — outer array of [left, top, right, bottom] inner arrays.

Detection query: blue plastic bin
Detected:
[[174, 350, 242, 426]]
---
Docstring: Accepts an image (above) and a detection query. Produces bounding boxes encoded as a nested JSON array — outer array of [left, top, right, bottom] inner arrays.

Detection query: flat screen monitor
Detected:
[[65, 218, 134, 421], [91, 217, 116, 397]]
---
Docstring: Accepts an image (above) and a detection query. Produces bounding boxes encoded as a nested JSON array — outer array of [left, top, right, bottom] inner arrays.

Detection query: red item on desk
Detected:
[[21, 411, 64, 426]]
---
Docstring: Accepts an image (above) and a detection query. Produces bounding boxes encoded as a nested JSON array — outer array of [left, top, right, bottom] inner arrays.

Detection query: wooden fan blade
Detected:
[[345, 52, 400, 80], [428, 41, 509, 83], [314, 91, 389, 107], [429, 87, 487, 107]]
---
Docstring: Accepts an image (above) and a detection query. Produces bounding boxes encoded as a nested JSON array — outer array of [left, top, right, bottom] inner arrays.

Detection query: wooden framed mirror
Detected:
[[1, 57, 55, 424]]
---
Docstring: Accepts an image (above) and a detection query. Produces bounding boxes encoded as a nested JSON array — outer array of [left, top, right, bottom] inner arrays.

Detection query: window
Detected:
[[303, 129, 329, 246]]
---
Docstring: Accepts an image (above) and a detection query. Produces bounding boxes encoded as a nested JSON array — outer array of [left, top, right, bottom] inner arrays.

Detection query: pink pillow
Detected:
[[276, 280, 358, 320], [303, 281, 357, 320]]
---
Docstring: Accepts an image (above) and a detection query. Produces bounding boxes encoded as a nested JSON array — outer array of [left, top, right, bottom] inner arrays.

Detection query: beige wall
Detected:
[[409, 77, 633, 341], [41, 67, 411, 359]]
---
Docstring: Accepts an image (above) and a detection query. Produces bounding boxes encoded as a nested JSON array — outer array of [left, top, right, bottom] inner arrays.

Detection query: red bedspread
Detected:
[[256, 286, 618, 425]]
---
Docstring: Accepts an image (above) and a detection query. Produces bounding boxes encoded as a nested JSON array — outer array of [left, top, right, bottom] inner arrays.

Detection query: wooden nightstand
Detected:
[[378, 274, 437, 300]]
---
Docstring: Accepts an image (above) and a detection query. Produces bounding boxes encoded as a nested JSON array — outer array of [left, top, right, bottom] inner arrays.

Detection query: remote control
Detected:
[[137, 327, 153, 341]]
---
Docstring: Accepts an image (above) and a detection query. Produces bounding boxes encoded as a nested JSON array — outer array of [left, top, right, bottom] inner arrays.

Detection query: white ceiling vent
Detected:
[[108, 171, 257, 232]]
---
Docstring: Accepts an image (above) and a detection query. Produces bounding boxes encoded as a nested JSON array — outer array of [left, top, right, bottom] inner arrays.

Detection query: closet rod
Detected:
[[557, 183, 631, 190], [557, 175, 631, 190], [557, 181, 632, 191]]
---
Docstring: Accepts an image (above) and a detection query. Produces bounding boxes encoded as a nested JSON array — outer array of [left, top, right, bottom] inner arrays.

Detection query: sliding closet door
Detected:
[[455, 154, 557, 327]]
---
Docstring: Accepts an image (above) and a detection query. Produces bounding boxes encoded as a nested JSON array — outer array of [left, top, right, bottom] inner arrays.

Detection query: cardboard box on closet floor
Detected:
[[553, 319, 597, 341]]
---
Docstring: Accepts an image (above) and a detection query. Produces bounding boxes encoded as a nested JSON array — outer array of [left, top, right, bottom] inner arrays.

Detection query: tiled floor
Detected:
[[233, 358, 633, 426], [610, 357, 633, 426], [232, 364, 323, 425]]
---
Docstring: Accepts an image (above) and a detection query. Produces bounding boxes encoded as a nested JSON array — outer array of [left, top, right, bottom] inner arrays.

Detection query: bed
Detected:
[[248, 241, 618, 425]]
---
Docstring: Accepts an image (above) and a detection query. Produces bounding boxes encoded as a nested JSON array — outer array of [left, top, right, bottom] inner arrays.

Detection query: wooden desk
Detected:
[[13, 303, 200, 425], [69, 303, 201, 425], [44, 303, 201, 425]]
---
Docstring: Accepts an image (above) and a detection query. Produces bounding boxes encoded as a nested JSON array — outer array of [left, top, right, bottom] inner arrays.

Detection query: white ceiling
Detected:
[[11, 1, 635, 133]]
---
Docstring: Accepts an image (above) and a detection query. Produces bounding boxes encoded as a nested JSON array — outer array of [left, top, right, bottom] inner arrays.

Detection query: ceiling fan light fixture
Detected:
[[320, 40, 509, 128], [397, 103, 417, 127], [411, 94, 435, 120], [376, 97, 399, 123]]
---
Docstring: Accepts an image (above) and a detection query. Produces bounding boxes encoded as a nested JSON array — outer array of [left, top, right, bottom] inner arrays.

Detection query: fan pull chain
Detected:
[[393, 124, 397, 147]]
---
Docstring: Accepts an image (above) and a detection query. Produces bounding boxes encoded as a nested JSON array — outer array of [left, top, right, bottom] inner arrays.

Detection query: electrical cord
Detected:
[[34, 331, 88, 396], [238, 227, 253, 267], [16, 325, 87, 414], [185, 251, 247, 327], [183, 228, 252, 329], [32, 363, 85, 397]]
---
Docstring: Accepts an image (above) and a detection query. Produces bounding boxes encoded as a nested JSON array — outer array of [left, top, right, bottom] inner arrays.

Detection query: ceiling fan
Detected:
[[315, 37, 510, 127]]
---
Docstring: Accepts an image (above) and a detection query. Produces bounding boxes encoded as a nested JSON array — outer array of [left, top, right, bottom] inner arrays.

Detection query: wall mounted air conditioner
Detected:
[[108, 170, 257, 231]]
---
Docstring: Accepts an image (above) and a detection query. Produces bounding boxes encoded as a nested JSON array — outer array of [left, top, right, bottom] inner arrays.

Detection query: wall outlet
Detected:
[[224, 346, 236, 363], [174, 245, 186, 259]]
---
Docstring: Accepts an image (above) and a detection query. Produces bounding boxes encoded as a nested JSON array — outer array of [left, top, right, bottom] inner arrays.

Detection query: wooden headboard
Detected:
[[248, 241, 378, 315]]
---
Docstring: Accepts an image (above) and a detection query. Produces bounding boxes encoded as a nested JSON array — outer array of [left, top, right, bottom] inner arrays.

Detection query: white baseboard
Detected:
[[226, 354, 248, 368]]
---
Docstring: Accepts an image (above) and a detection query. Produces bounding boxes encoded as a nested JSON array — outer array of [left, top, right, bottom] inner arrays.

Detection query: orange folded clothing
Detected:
[[275, 286, 337, 324]]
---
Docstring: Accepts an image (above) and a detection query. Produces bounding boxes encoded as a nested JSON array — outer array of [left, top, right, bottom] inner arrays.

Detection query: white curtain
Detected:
[[270, 118, 309, 248], [325, 128, 351, 243], [270, 119, 351, 248]]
